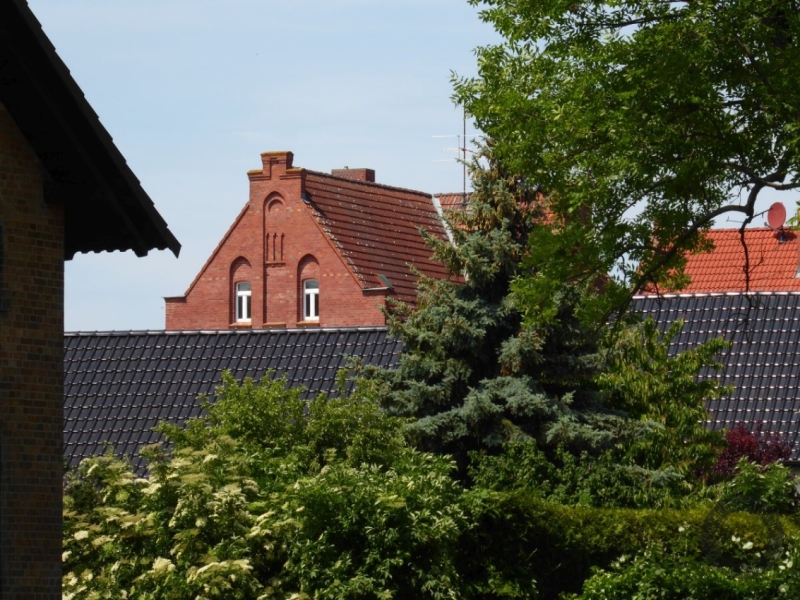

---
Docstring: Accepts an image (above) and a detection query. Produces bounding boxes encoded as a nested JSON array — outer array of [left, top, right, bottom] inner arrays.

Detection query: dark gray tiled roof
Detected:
[[66, 294, 800, 469], [64, 328, 401, 469], [634, 292, 800, 460]]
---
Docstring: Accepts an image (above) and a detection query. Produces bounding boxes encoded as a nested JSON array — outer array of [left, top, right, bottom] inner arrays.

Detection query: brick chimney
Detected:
[[255, 151, 294, 180], [331, 167, 375, 183]]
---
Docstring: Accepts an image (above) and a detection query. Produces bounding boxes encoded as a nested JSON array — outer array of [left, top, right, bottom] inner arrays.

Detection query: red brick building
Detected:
[[0, 2, 179, 597], [166, 151, 452, 329]]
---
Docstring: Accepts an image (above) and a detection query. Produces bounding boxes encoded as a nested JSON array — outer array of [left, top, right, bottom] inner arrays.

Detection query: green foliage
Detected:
[[598, 318, 729, 476], [460, 317, 732, 509], [470, 440, 686, 509], [371, 157, 630, 467], [63, 372, 466, 599], [576, 546, 800, 599], [62, 373, 799, 598], [462, 490, 800, 599], [456, 0, 800, 323], [724, 458, 800, 515]]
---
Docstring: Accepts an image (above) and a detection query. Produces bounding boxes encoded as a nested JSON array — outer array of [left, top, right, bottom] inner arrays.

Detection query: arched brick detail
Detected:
[[265, 195, 286, 263], [266, 196, 284, 213]]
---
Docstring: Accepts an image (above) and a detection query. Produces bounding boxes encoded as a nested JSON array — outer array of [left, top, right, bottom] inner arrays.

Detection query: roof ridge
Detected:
[[65, 326, 390, 337], [633, 291, 800, 299], [305, 170, 435, 199], [705, 226, 784, 233], [2, 0, 181, 257]]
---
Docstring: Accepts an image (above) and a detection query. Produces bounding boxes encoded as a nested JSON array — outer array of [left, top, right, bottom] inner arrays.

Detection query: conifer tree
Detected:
[[371, 150, 729, 490], [372, 154, 621, 466]]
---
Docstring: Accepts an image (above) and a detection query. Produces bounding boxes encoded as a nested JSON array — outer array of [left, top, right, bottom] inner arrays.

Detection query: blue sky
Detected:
[[27, 0, 497, 331]]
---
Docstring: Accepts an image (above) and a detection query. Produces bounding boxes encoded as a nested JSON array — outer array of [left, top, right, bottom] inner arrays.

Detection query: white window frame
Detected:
[[303, 279, 319, 321], [235, 281, 251, 323]]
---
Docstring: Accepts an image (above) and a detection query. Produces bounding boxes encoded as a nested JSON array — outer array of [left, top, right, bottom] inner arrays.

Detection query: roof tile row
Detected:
[[64, 328, 402, 470], [634, 292, 800, 460], [66, 293, 800, 469]]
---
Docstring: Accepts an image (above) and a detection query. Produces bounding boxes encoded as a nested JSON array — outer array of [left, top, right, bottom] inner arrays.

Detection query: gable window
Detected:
[[235, 282, 251, 322], [303, 279, 319, 321]]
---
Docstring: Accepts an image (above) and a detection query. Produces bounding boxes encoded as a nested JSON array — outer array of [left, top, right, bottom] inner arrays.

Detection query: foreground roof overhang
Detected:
[[0, 0, 180, 259]]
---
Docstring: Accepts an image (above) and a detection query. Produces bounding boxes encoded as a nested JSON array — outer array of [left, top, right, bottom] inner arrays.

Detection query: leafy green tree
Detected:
[[467, 319, 731, 508], [63, 373, 466, 599], [598, 318, 729, 477], [455, 0, 800, 322]]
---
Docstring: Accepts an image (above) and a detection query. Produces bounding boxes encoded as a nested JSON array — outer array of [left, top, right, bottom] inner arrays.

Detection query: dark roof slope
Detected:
[[64, 327, 401, 469], [634, 292, 800, 460], [65, 295, 800, 469], [305, 172, 451, 304], [0, 0, 180, 258]]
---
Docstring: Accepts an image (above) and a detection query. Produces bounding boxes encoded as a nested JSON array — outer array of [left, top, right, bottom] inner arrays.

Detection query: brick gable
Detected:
[[166, 151, 452, 330]]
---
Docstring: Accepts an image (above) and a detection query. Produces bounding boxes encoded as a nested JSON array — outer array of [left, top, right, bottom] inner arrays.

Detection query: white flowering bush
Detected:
[[63, 372, 466, 599], [575, 528, 800, 599]]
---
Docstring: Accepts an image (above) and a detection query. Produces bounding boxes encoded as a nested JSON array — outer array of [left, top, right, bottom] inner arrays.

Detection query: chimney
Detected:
[[331, 167, 375, 183], [257, 151, 294, 179]]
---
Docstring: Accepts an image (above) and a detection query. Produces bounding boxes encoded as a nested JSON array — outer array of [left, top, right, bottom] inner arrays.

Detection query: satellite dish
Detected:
[[767, 202, 787, 229]]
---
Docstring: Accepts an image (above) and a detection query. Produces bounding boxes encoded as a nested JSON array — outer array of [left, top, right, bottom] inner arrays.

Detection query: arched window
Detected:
[[230, 257, 252, 324], [235, 281, 251, 322], [297, 254, 320, 323], [303, 279, 319, 321]]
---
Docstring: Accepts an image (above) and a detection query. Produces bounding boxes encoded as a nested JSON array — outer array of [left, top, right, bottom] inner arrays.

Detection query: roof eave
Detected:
[[0, 0, 181, 259]]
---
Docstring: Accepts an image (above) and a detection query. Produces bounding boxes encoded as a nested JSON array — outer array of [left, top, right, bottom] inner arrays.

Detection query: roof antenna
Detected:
[[432, 106, 472, 202], [765, 202, 788, 243], [462, 105, 466, 198]]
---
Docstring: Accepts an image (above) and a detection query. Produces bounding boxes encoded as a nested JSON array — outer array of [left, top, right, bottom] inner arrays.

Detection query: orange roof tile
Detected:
[[676, 228, 800, 292], [435, 192, 470, 211], [305, 172, 452, 305]]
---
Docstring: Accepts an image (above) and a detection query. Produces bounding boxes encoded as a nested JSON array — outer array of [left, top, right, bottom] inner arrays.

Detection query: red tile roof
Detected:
[[676, 228, 800, 292], [305, 172, 452, 305], [435, 192, 470, 211]]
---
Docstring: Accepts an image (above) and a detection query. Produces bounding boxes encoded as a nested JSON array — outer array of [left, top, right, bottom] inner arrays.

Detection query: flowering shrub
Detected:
[[577, 542, 800, 599], [63, 372, 467, 599]]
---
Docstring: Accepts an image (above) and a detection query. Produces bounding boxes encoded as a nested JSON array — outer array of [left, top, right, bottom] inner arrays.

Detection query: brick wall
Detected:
[[0, 102, 64, 598], [166, 151, 387, 330]]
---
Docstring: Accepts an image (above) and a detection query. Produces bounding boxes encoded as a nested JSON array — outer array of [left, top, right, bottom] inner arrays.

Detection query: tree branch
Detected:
[[721, 160, 798, 190], [734, 35, 776, 94]]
